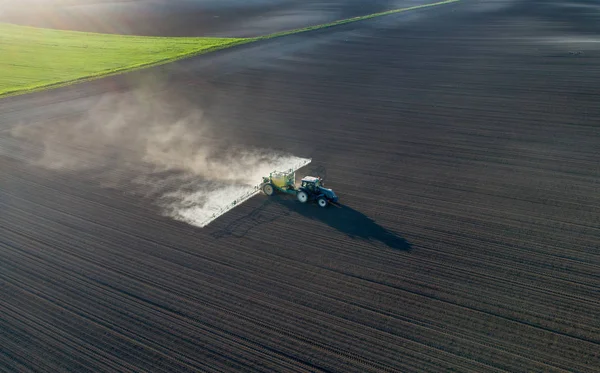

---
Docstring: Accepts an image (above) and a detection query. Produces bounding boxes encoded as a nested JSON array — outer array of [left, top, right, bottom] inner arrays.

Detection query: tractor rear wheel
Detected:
[[263, 184, 275, 196], [297, 191, 308, 203], [317, 197, 328, 208]]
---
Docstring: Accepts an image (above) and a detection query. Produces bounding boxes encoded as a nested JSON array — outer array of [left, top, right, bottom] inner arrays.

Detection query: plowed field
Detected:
[[1, 0, 599, 372]]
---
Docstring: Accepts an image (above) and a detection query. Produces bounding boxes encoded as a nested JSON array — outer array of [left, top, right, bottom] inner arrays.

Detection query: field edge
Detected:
[[0, 0, 461, 99], [0, 38, 254, 98]]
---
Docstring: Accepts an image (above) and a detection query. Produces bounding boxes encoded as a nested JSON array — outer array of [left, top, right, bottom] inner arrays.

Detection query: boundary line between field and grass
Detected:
[[0, 38, 255, 98], [0, 0, 460, 98], [256, 0, 460, 40]]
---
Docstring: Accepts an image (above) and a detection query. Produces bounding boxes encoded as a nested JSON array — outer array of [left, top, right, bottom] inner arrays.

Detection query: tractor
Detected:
[[261, 169, 338, 208]]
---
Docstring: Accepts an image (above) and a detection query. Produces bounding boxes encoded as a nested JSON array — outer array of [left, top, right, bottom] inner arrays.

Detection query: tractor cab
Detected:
[[301, 176, 322, 191]]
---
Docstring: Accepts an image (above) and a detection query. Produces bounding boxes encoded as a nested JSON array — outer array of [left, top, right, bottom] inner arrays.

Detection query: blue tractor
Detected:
[[261, 170, 339, 208]]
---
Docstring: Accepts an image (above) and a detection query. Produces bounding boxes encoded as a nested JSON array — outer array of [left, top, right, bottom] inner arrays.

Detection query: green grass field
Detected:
[[0, 0, 458, 97], [0, 22, 249, 96]]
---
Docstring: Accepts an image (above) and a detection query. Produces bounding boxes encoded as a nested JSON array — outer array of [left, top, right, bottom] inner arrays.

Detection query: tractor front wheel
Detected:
[[297, 191, 308, 203], [263, 184, 275, 196], [317, 197, 328, 208]]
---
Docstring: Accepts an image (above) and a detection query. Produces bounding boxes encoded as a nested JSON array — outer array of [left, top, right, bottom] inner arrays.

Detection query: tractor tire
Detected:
[[263, 184, 275, 196], [317, 197, 328, 208], [297, 191, 308, 203]]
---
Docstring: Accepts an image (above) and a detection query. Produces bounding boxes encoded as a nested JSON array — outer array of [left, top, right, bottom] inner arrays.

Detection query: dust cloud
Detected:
[[10, 88, 310, 227]]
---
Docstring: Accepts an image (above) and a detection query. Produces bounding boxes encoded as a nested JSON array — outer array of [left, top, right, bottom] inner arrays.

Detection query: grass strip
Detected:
[[0, 0, 460, 98], [0, 23, 252, 97], [254, 0, 461, 40]]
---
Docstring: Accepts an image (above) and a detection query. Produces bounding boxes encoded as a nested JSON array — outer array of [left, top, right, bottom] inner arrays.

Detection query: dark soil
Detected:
[[1, 0, 599, 371]]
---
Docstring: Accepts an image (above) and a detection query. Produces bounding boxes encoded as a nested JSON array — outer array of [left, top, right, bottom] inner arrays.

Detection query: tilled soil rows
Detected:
[[1, 0, 599, 372]]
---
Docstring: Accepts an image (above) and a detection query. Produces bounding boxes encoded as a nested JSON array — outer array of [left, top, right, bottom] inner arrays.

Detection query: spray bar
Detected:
[[196, 158, 312, 227]]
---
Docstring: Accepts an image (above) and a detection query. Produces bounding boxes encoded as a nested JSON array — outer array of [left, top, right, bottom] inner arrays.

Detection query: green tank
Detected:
[[261, 169, 298, 196]]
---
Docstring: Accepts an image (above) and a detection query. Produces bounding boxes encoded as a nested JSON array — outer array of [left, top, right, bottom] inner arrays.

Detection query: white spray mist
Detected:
[[9, 88, 310, 227]]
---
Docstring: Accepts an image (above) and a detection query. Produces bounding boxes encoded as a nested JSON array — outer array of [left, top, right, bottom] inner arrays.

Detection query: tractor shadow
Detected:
[[272, 196, 412, 251]]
